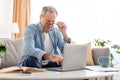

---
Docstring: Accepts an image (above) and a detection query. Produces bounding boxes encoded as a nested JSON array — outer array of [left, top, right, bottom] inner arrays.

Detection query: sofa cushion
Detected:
[[86, 42, 94, 65], [92, 48, 110, 65], [0, 38, 24, 68]]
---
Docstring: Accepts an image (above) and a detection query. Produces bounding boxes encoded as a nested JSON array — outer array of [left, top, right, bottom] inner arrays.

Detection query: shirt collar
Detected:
[[38, 22, 44, 32]]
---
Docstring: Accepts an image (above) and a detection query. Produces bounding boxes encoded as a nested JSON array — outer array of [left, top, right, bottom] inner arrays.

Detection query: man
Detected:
[[19, 6, 71, 68]]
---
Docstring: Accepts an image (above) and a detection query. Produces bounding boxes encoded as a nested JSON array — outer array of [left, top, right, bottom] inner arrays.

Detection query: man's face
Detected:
[[40, 12, 57, 33]]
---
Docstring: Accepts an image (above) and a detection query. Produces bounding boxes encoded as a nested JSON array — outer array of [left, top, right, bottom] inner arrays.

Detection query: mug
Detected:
[[98, 56, 110, 67]]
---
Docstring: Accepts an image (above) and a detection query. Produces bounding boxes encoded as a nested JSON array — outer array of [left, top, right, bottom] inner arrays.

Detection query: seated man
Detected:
[[19, 6, 71, 68]]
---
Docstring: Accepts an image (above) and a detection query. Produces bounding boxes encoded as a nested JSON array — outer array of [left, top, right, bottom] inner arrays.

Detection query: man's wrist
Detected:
[[67, 38, 71, 43], [62, 33, 68, 42], [62, 33, 71, 43]]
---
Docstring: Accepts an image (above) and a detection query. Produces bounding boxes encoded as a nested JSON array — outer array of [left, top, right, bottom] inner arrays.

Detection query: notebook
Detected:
[[47, 43, 87, 72]]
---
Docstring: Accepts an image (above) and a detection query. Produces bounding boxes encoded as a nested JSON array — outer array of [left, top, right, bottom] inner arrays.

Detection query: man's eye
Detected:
[[46, 21, 54, 25]]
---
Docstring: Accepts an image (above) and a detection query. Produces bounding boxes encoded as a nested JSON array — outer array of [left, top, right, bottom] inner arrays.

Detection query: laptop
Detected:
[[47, 43, 87, 72]]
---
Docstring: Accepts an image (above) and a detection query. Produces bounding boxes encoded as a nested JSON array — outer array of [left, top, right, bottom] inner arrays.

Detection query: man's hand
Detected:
[[56, 21, 67, 34], [51, 55, 63, 65], [43, 53, 63, 65], [56, 21, 69, 42]]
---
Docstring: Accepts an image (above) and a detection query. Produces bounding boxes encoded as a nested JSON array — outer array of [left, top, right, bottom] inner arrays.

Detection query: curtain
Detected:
[[12, 0, 30, 38]]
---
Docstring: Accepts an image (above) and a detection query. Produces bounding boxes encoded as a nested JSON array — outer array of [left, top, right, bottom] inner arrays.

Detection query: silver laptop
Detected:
[[47, 43, 87, 72]]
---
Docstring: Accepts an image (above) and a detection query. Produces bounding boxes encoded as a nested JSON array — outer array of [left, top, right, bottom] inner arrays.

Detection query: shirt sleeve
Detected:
[[54, 28, 71, 54], [24, 25, 46, 61]]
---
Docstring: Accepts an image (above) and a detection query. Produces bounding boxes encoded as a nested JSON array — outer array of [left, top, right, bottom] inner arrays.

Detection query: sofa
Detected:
[[0, 38, 110, 68]]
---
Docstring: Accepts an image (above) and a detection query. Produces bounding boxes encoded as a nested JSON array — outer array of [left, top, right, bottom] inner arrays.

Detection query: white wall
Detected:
[[0, 0, 13, 38], [31, 0, 120, 44]]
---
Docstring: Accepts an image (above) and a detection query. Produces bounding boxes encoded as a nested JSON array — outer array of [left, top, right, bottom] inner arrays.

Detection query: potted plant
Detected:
[[0, 42, 6, 58]]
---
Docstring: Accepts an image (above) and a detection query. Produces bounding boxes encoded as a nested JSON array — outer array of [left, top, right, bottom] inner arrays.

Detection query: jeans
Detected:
[[22, 56, 60, 68]]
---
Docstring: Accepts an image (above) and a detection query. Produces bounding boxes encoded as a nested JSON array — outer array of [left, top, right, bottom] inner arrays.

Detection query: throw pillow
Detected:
[[86, 42, 94, 65], [0, 38, 24, 68]]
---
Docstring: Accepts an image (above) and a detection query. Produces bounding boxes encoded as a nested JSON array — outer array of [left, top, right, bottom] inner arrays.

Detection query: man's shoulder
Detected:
[[27, 23, 39, 28], [27, 22, 42, 31]]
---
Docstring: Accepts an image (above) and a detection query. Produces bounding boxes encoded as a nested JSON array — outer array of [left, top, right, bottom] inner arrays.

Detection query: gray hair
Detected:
[[40, 6, 58, 16]]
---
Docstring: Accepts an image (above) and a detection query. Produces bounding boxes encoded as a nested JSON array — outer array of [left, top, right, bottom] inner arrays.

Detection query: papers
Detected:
[[85, 66, 120, 72]]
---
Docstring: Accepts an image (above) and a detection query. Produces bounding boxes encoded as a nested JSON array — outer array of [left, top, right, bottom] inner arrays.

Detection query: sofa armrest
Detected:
[[92, 48, 110, 65]]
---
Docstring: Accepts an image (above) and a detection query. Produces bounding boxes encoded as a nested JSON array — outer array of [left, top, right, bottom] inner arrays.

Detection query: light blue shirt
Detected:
[[19, 22, 70, 66]]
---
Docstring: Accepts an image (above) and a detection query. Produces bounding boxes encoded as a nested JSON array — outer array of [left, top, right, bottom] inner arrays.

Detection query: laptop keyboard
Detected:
[[46, 67, 62, 71]]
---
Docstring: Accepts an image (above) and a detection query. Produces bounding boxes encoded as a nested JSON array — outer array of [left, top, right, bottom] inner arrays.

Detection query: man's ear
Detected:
[[40, 14, 43, 19], [40, 15, 42, 19]]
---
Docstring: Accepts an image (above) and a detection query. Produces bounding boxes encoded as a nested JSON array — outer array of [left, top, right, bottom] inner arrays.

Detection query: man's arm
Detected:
[[24, 25, 47, 61], [56, 21, 71, 43]]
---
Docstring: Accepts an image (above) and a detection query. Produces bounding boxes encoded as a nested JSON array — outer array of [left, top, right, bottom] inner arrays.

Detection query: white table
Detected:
[[0, 69, 118, 80]]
